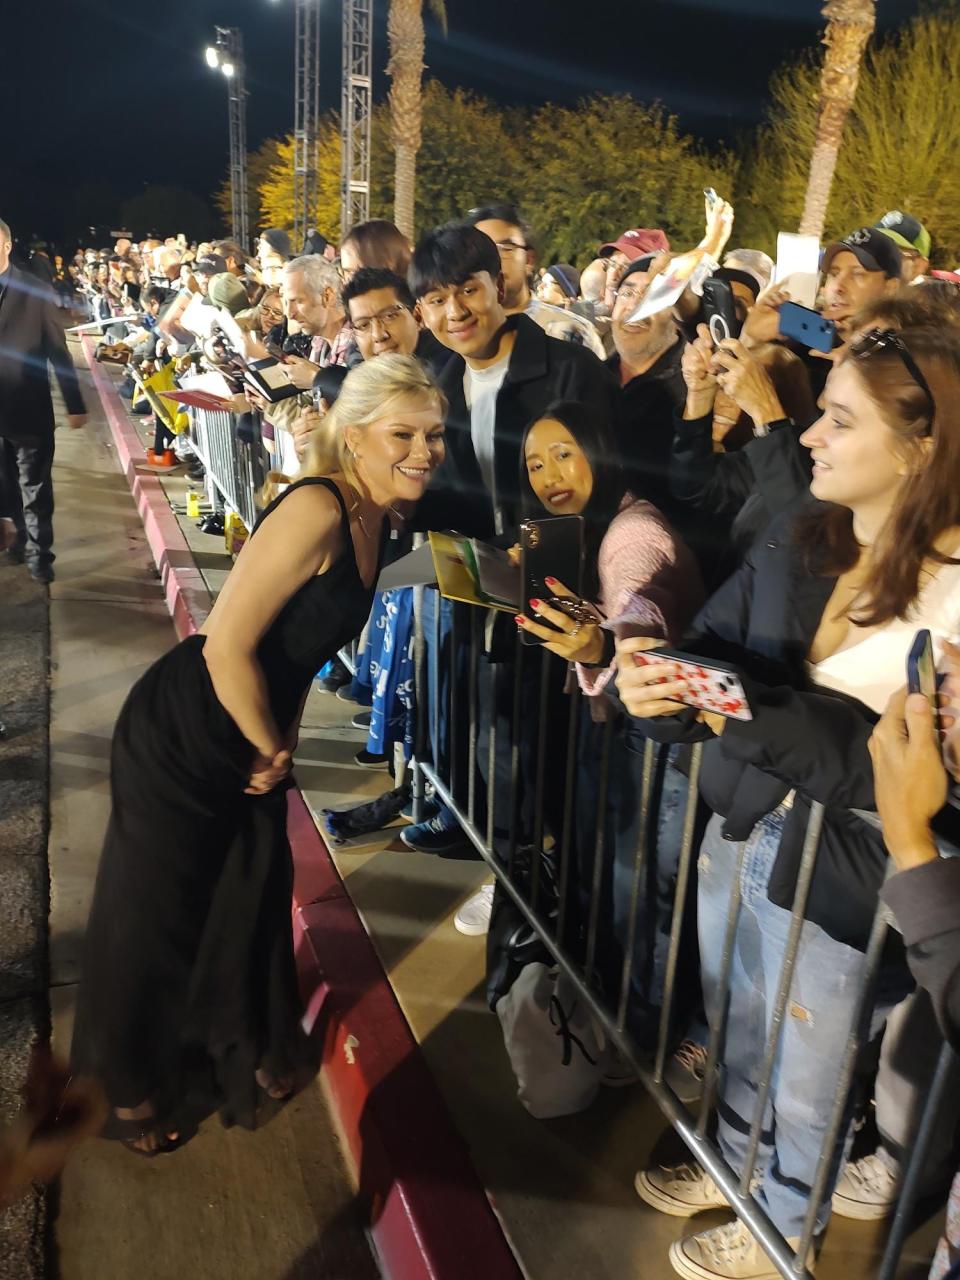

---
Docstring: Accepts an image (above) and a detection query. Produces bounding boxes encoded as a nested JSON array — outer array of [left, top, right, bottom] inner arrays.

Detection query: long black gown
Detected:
[[71, 477, 380, 1140]]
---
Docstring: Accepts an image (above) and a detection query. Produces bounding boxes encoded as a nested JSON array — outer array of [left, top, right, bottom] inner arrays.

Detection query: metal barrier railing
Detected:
[[117, 375, 954, 1274], [408, 588, 956, 1280], [188, 406, 266, 533]]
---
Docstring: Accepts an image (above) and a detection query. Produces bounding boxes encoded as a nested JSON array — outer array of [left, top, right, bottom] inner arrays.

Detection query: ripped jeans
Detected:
[[697, 808, 910, 1241]]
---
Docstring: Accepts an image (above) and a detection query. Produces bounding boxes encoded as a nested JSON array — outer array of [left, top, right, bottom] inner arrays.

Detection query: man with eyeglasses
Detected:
[[341, 267, 447, 372], [468, 203, 606, 360]]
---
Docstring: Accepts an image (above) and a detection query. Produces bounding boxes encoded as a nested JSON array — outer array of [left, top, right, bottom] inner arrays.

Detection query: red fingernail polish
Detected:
[[515, 615, 526, 624], [529, 598, 542, 610], [544, 577, 558, 586]]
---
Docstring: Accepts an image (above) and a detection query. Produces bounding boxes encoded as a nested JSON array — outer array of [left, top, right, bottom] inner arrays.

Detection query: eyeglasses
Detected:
[[853, 328, 935, 433], [614, 284, 646, 305], [493, 240, 529, 256], [350, 303, 409, 335]]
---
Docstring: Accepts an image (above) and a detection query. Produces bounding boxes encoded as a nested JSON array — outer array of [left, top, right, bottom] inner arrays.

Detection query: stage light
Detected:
[[221, 62, 235, 77], [205, 46, 220, 68]]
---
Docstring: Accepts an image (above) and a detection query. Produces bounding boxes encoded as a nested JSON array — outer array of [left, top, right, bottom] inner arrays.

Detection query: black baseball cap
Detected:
[[194, 253, 228, 277], [822, 228, 902, 280], [259, 228, 291, 258]]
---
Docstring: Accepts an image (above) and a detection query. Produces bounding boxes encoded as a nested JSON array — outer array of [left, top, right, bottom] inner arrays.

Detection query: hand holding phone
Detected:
[[630, 648, 753, 721]]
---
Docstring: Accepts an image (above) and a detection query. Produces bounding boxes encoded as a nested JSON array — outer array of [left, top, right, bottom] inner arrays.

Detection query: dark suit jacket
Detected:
[[418, 313, 619, 540], [0, 264, 86, 441]]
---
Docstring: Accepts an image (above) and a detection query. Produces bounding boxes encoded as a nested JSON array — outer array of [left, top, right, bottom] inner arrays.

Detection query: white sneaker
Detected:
[[635, 1161, 731, 1217], [669, 1220, 815, 1280], [454, 883, 495, 936], [831, 1145, 900, 1220], [665, 1038, 710, 1104]]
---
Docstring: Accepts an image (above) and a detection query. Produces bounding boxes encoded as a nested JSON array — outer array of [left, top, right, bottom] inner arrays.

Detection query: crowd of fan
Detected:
[[63, 201, 960, 1280]]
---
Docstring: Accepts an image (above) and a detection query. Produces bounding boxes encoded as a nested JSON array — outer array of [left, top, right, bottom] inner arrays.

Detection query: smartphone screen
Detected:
[[908, 629, 938, 708]]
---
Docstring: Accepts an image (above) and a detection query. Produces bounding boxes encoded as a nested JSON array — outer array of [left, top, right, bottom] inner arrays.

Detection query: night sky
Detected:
[[1, 0, 921, 248]]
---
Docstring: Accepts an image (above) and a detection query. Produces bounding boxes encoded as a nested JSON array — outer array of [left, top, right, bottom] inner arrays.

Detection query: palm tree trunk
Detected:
[[387, 0, 425, 241], [799, 0, 877, 238]]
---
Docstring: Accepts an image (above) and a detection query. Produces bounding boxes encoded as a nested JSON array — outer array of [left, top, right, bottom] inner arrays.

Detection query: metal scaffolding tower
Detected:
[[340, 0, 372, 240], [293, 0, 321, 251], [210, 27, 250, 251]]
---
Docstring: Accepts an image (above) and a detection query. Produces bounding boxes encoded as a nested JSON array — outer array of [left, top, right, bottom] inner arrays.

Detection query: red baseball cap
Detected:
[[598, 228, 671, 260]]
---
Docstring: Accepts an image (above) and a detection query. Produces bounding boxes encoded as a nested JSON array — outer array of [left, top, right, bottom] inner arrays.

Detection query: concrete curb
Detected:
[[79, 337, 211, 638], [81, 345, 522, 1280]]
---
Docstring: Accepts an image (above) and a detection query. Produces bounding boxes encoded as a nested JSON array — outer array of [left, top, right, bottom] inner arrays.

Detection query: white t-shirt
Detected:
[[808, 559, 960, 713], [464, 354, 510, 527]]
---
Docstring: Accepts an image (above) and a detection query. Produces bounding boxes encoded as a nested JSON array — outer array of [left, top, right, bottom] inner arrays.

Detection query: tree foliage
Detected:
[[523, 95, 736, 262], [222, 7, 960, 269], [737, 6, 960, 263], [239, 82, 731, 265], [214, 136, 287, 238]]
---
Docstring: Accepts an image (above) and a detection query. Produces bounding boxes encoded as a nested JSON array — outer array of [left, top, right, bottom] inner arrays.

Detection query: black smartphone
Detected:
[[313, 363, 348, 408], [907, 629, 942, 750], [702, 276, 742, 342], [519, 515, 584, 647], [778, 301, 838, 354]]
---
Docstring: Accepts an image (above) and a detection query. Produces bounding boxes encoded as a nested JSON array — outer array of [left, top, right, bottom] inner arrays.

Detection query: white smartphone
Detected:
[[632, 648, 754, 721]]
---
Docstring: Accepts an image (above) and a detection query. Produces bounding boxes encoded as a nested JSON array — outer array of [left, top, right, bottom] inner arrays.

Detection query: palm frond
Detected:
[[425, 0, 448, 37]]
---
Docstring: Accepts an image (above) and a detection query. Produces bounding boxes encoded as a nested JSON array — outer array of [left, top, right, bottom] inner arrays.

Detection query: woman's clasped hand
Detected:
[[245, 748, 293, 795]]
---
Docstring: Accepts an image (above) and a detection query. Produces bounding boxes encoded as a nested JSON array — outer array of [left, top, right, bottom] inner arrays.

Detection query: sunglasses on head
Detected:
[[853, 328, 935, 434]]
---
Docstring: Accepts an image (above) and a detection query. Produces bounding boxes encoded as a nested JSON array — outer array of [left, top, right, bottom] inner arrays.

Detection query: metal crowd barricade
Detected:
[[188, 405, 265, 534], [408, 590, 956, 1280]]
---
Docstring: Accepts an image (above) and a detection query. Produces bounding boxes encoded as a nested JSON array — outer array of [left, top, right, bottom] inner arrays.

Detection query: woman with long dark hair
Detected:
[[622, 327, 960, 1278], [510, 401, 703, 1025], [71, 355, 446, 1155]]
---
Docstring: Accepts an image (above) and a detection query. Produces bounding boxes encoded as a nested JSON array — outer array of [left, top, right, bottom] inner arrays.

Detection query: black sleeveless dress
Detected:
[[71, 477, 381, 1140]]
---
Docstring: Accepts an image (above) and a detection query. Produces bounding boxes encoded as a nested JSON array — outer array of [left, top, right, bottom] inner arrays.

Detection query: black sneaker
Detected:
[[317, 657, 352, 695], [354, 749, 389, 769], [198, 513, 225, 536], [351, 710, 372, 730], [27, 560, 54, 585]]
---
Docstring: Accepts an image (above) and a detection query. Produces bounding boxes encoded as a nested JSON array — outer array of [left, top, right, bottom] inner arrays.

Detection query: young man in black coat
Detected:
[[409, 221, 618, 542], [402, 222, 618, 860], [0, 217, 87, 583]]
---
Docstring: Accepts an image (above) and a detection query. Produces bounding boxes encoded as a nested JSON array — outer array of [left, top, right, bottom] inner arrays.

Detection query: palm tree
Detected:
[[798, 0, 877, 238], [386, 0, 447, 241]]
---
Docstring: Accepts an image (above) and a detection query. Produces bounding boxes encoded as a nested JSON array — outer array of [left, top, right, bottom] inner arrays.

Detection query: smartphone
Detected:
[[907, 629, 942, 746], [313, 363, 348, 408], [632, 648, 754, 721], [778, 301, 837, 354], [520, 515, 584, 647], [704, 187, 719, 210], [702, 276, 743, 342]]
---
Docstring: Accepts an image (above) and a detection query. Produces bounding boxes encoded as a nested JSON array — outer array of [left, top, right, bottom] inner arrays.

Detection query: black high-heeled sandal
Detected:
[[109, 1114, 185, 1158]]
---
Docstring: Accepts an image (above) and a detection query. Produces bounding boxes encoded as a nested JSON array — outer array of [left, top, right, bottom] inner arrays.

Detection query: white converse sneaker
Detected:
[[454, 883, 495, 936], [635, 1161, 731, 1217], [664, 1038, 710, 1104], [669, 1220, 815, 1280], [831, 1145, 900, 1220]]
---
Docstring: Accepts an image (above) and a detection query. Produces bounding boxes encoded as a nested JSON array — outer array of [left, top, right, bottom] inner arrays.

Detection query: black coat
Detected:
[[615, 503, 900, 952], [669, 412, 813, 564], [0, 264, 86, 441], [417, 313, 618, 540]]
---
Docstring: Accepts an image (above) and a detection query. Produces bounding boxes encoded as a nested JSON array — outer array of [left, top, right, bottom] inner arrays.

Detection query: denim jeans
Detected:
[[697, 809, 910, 1240]]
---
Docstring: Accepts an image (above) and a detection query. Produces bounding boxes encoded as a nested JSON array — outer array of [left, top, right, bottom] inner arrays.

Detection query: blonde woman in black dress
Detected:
[[72, 354, 446, 1154]]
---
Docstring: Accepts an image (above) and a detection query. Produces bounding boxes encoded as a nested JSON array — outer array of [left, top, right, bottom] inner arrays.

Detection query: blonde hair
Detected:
[[261, 353, 446, 504]]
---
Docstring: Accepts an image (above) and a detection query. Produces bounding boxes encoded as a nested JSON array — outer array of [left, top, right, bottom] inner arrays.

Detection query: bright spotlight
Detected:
[[221, 61, 235, 77], [205, 46, 220, 68]]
